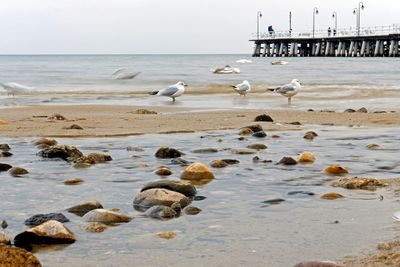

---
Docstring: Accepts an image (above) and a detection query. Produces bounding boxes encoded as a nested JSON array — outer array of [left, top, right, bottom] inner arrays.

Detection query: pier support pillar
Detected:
[[374, 40, 380, 56], [349, 41, 354, 57], [325, 42, 330, 56], [278, 43, 284, 57], [361, 41, 366, 56], [315, 43, 321, 56], [389, 40, 395, 56]]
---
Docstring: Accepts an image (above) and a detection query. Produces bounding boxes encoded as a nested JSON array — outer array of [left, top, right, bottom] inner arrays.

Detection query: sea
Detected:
[[1, 54, 400, 110]]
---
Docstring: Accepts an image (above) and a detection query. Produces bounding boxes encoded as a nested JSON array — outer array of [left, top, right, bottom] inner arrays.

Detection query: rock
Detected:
[[144, 205, 177, 219], [239, 128, 254, 135], [324, 164, 348, 175], [169, 158, 191, 166], [181, 162, 215, 182], [254, 114, 274, 122], [277, 157, 297, 165], [48, 113, 66, 120], [252, 131, 267, 138], [192, 148, 218, 153], [367, 143, 380, 149], [231, 148, 256, 155], [298, 152, 316, 163], [210, 160, 229, 168], [252, 156, 272, 163], [38, 145, 83, 161], [272, 134, 280, 138], [288, 121, 302, 125], [0, 151, 12, 157], [14, 220, 75, 247], [356, 107, 368, 113], [8, 167, 29, 177], [0, 230, 11, 245], [0, 144, 11, 151], [221, 159, 240, 165], [63, 178, 84, 185], [34, 137, 57, 146], [184, 206, 202, 215], [238, 137, 247, 141], [64, 124, 83, 130], [171, 202, 182, 214], [262, 198, 285, 205], [1, 220, 8, 229], [133, 188, 190, 211], [331, 177, 387, 191], [247, 144, 267, 150], [135, 109, 157, 114], [36, 144, 50, 150], [0, 120, 7, 125], [83, 222, 108, 233], [293, 261, 341, 267], [243, 124, 263, 132], [73, 152, 112, 164], [155, 147, 183, 158], [0, 163, 12, 172], [288, 191, 315, 196], [0, 244, 42, 266], [126, 146, 144, 152], [320, 110, 335, 113], [320, 193, 345, 200], [156, 231, 176, 240], [344, 108, 356, 113], [24, 213, 69, 226], [304, 131, 318, 140], [140, 180, 197, 197], [155, 167, 173, 176], [83, 209, 132, 223], [67, 200, 104, 217]]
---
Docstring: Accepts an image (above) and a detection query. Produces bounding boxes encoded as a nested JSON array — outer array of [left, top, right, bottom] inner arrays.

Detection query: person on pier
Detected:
[[328, 27, 332, 37]]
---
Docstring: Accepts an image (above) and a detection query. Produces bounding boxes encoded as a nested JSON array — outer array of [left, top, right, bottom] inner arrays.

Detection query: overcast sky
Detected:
[[0, 0, 398, 54]]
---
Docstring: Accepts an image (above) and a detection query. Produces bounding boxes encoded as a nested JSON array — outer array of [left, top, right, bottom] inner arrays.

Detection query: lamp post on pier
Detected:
[[353, 2, 365, 36], [257, 11, 262, 39], [332, 12, 337, 35], [312, 7, 319, 38]]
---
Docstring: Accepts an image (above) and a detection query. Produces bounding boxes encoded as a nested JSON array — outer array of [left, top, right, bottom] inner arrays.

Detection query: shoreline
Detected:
[[0, 105, 400, 137]]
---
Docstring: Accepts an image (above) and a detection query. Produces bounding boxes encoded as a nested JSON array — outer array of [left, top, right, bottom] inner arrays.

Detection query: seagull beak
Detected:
[[184, 83, 188, 87]]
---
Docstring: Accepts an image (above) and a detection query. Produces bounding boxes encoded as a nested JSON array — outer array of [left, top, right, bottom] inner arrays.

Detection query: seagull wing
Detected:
[[157, 86, 179, 96], [276, 83, 295, 94], [236, 83, 249, 92]]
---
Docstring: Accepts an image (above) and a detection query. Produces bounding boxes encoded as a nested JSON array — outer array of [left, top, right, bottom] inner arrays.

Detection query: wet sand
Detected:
[[1, 105, 400, 137]]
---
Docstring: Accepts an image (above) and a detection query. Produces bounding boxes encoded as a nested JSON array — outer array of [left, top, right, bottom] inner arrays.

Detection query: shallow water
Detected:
[[1, 125, 400, 266]]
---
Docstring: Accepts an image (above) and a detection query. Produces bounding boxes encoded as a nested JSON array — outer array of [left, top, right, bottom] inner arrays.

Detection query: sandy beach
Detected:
[[1, 104, 400, 137]]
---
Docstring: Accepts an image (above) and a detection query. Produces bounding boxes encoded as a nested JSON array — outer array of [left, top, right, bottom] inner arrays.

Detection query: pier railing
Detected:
[[253, 24, 400, 39]]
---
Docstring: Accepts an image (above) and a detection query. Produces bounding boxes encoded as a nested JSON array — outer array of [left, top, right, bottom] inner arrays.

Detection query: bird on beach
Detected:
[[149, 81, 187, 102], [269, 79, 301, 104], [112, 69, 141, 80], [231, 80, 251, 96], [0, 82, 33, 96]]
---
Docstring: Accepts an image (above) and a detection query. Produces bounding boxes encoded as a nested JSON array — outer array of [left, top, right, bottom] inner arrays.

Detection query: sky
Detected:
[[0, 0, 398, 54]]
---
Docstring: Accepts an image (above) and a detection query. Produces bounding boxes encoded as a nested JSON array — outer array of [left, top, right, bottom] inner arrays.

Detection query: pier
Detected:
[[251, 24, 400, 57]]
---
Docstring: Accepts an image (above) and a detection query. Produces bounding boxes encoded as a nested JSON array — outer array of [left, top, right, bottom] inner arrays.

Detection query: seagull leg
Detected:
[[288, 97, 291, 105], [172, 97, 176, 102]]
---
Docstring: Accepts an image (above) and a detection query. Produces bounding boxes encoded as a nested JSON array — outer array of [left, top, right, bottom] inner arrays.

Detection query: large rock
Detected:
[[73, 153, 112, 164], [298, 152, 316, 163], [155, 147, 183, 158], [83, 209, 132, 223], [324, 164, 348, 175], [37, 145, 83, 161], [278, 157, 297, 165], [67, 200, 103, 217], [133, 188, 190, 211], [181, 162, 215, 181], [0, 163, 12, 172], [14, 220, 75, 247], [144, 205, 178, 219], [34, 138, 57, 147], [331, 177, 387, 191], [0, 244, 42, 267], [9, 167, 29, 177], [140, 180, 197, 197], [24, 213, 69, 226]]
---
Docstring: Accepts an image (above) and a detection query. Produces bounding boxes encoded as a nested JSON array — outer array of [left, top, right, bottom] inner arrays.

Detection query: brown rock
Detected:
[[331, 177, 387, 191], [356, 107, 368, 113], [155, 147, 183, 158], [254, 114, 273, 122], [0, 151, 12, 157], [9, 167, 29, 177], [0, 144, 11, 151], [324, 164, 348, 175], [83, 209, 132, 223], [320, 193, 345, 200], [367, 143, 380, 149], [184, 206, 202, 215], [210, 160, 229, 168], [83, 222, 108, 233], [239, 128, 254, 135], [0, 163, 12, 172], [0, 244, 42, 267], [48, 113, 66, 120], [298, 152, 316, 163], [135, 109, 157, 114], [14, 220, 75, 247], [67, 200, 104, 217], [155, 167, 173, 176], [243, 124, 263, 132], [0, 120, 7, 125], [231, 148, 256, 155], [277, 157, 297, 165], [133, 188, 190, 211], [73, 152, 112, 164], [140, 180, 196, 197], [192, 148, 218, 153], [181, 162, 215, 181], [156, 231, 176, 240], [64, 124, 83, 130], [247, 144, 268, 150], [34, 137, 57, 146], [38, 145, 83, 161], [63, 178, 84, 185], [304, 131, 318, 140]]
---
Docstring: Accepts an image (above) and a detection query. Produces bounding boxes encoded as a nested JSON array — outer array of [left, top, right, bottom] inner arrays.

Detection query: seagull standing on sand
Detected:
[[149, 81, 187, 102], [0, 82, 33, 96], [270, 79, 301, 104], [231, 80, 251, 96]]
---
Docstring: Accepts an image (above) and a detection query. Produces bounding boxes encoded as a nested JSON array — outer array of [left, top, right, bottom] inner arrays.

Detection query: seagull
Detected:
[[0, 82, 33, 96], [270, 79, 301, 104], [112, 69, 141, 80], [231, 80, 251, 96], [149, 81, 187, 102]]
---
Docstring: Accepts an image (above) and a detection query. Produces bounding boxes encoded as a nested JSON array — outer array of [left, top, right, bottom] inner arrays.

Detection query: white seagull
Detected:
[[149, 81, 187, 102], [112, 69, 141, 80], [0, 82, 34, 96], [231, 80, 251, 96], [270, 79, 301, 104]]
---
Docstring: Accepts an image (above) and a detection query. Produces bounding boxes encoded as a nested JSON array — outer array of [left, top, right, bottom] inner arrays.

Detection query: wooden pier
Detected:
[[251, 33, 400, 57]]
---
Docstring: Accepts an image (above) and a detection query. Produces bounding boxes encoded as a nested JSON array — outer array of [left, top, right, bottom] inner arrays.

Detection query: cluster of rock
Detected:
[[0, 144, 29, 177]]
